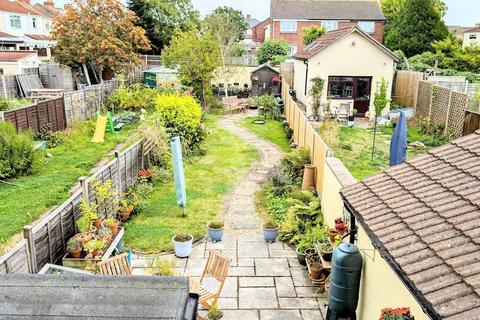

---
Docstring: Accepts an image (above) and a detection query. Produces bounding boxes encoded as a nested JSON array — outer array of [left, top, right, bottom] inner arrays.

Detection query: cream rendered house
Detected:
[[293, 26, 398, 118], [463, 26, 480, 47]]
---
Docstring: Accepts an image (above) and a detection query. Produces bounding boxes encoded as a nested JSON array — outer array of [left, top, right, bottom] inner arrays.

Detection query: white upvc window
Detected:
[[45, 21, 51, 32], [470, 34, 478, 40], [287, 46, 297, 56], [280, 20, 297, 33], [32, 17, 38, 29], [358, 21, 375, 33], [321, 20, 338, 32], [10, 15, 21, 29]]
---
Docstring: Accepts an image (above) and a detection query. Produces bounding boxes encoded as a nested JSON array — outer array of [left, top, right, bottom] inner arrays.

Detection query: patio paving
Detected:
[[132, 113, 327, 319]]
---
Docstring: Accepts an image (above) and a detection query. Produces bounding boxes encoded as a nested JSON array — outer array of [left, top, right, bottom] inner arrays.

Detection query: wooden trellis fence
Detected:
[[0, 75, 20, 98], [0, 139, 149, 274]]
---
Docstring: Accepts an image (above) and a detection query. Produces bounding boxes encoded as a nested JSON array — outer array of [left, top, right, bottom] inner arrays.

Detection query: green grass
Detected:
[[238, 116, 291, 152], [333, 125, 437, 180], [124, 116, 259, 253], [0, 121, 139, 250]]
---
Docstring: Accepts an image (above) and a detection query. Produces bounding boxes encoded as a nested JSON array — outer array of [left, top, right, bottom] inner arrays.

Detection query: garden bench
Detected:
[[222, 96, 247, 115]]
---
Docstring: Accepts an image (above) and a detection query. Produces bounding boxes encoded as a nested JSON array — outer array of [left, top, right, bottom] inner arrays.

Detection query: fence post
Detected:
[[0, 111, 4, 121], [79, 176, 89, 204], [445, 91, 453, 132], [23, 225, 37, 273], [115, 151, 122, 192], [140, 140, 145, 170]]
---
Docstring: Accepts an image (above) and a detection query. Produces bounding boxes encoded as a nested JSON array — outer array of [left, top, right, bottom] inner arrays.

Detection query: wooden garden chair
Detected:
[[189, 251, 231, 309], [97, 253, 132, 276]]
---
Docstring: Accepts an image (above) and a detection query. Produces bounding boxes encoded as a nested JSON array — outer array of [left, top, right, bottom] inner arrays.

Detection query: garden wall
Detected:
[[283, 82, 330, 195], [0, 139, 149, 274]]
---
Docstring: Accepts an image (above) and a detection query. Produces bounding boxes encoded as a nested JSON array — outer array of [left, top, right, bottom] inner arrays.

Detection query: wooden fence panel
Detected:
[[463, 111, 480, 136], [394, 70, 425, 108], [416, 81, 434, 119], [0, 240, 30, 274], [449, 92, 469, 137], [0, 75, 20, 98], [430, 86, 451, 127]]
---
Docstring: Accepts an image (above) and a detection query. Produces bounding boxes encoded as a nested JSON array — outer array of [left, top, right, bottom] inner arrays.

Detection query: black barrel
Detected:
[[328, 243, 363, 317]]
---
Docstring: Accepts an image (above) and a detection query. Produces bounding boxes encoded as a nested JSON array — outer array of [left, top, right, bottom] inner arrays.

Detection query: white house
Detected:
[[463, 25, 480, 47], [0, 50, 40, 75], [293, 26, 398, 118], [0, 0, 60, 53]]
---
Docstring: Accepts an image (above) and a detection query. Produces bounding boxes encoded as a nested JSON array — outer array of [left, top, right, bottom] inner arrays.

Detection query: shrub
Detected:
[[0, 122, 38, 179], [254, 95, 281, 120], [208, 221, 224, 229], [107, 84, 158, 110], [318, 119, 341, 148], [281, 147, 311, 182], [0, 97, 31, 111], [137, 122, 172, 170], [264, 219, 279, 230], [66, 237, 82, 252], [270, 171, 293, 196], [34, 123, 64, 148], [155, 94, 205, 150], [148, 257, 176, 276]]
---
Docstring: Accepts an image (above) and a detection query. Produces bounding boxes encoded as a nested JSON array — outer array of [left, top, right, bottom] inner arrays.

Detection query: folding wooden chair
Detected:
[[97, 253, 132, 276], [189, 251, 231, 309]]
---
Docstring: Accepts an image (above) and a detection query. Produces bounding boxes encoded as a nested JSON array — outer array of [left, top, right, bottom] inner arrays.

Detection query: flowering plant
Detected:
[[335, 218, 349, 235], [380, 307, 415, 320], [138, 168, 154, 179]]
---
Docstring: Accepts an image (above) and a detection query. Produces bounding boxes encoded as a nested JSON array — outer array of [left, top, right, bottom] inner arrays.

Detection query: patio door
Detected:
[[353, 77, 372, 116]]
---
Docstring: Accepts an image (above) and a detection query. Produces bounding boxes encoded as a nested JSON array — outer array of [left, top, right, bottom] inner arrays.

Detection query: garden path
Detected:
[[132, 112, 327, 320]]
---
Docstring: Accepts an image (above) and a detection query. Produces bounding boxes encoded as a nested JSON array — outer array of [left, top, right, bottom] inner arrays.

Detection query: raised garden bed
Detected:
[[38, 264, 92, 275]]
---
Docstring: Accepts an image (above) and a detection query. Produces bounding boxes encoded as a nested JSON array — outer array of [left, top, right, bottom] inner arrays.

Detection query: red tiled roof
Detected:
[[0, 1, 30, 14], [294, 26, 399, 61], [0, 31, 17, 38], [14, 1, 46, 16], [26, 34, 51, 41], [341, 130, 480, 319], [0, 51, 36, 62], [466, 27, 480, 33]]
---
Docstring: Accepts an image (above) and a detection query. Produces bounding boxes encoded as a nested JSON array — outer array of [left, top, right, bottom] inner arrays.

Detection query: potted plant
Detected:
[[335, 218, 349, 236], [172, 234, 193, 258], [263, 220, 279, 243], [79, 200, 99, 231], [118, 200, 134, 222], [85, 239, 104, 258], [318, 241, 333, 262], [307, 253, 323, 280], [380, 307, 415, 320], [106, 218, 119, 236], [295, 246, 307, 266], [138, 168, 154, 182], [208, 221, 225, 243], [207, 303, 223, 320], [66, 237, 83, 258], [328, 228, 338, 242]]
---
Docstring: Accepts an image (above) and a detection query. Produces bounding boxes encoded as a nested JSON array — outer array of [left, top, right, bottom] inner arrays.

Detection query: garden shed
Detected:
[[250, 64, 281, 96], [143, 66, 178, 88]]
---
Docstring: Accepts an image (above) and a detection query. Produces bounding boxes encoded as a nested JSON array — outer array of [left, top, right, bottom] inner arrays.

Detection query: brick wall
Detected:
[[252, 18, 271, 43]]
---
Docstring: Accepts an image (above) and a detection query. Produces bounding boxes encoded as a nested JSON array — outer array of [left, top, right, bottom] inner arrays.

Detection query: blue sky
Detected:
[[34, 0, 479, 27]]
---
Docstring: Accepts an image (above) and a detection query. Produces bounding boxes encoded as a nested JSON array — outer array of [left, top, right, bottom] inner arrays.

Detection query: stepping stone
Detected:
[[239, 287, 278, 309], [259, 310, 301, 320]]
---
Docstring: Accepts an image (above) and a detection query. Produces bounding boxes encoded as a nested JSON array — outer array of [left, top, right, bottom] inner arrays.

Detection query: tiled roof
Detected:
[[341, 130, 480, 319], [0, 1, 30, 14], [448, 26, 476, 36], [294, 26, 399, 61], [0, 32, 18, 39], [465, 27, 480, 33], [271, 0, 385, 20], [26, 34, 51, 41], [14, 1, 45, 16], [0, 51, 37, 62]]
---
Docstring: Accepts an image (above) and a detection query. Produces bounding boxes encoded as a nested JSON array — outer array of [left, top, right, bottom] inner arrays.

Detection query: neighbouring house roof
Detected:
[[465, 27, 480, 33], [448, 25, 475, 37], [341, 130, 480, 319], [0, 0, 30, 14], [270, 0, 385, 21], [0, 31, 18, 39], [15, 0, 46, 16], [294, 26, 399, 61], [0, 51, 37, 62], [246, 17, 260, 28], [26, 34, 51, 41]]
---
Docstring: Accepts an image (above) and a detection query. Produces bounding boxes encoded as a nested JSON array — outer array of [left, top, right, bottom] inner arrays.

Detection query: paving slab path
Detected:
[[132, 113, 327, 319]]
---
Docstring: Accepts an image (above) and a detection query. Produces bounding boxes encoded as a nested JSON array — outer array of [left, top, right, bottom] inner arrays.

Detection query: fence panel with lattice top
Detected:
[[449, 92, 469, 137], [416, 81, 434, 119], [430, 86, 451, 127]]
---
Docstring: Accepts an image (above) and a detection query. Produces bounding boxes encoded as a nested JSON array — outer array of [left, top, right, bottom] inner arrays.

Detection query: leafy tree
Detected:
[[207, 6, 248, 42], [384, 0, 448, 57], [51, 0, 151, 84], [372, 78, 388, 160], [302, 26, 326, 46], [128, 0, 199, 54], [256, 40, 289, 66], [161, 29, 221, 108], [381, 0, 447, 21], [308, 77, 325, 119]]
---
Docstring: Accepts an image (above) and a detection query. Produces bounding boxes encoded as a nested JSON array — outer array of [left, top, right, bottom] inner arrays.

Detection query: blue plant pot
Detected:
[[208, 227, 224, 242], [263, 228, 279, 243], [172, 235, 193, 258], [126, 250, 132, 264]]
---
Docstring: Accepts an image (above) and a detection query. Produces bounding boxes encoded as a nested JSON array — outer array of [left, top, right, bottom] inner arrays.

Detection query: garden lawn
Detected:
[[334, 125, 438, 180], [124, 116, 259, 253], [239, 116, 291, 152], [0, 121, 138, 251]]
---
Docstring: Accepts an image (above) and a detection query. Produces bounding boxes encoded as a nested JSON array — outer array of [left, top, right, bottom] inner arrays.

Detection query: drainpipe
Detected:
[[303, 59, 309, 96]]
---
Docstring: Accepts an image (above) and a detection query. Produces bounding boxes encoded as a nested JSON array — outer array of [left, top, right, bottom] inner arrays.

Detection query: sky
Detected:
[[33, 0, 480, 27]]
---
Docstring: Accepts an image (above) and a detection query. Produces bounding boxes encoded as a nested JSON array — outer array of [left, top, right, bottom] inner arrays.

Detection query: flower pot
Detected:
[[91, 249, 101, 258], [309, 264, 323, 280], [172, 234, 193, 258], [108, 221, 119, 236], [69, 250, 82, 258], [208, 226, 224, 243], [296, 248, 307, 266], [94, 219, 102, 229], [321, 251, 333, 262], [304, 248, 316, 259], [301, 165, 316, 190], [120, 211, 131, 223], [328, 229, 338, 242], [263, 227, 279, 243]]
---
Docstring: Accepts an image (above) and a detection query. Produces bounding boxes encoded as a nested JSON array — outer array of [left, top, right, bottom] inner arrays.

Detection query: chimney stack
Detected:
[[44, 1, 55, 7], [476, 22, 480, 27], [247, 14, 251, 19]]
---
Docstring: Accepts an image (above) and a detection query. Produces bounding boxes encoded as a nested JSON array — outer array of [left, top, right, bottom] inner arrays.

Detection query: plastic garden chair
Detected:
[[189, 251, 231, 309], [97, 253, 132, 276]]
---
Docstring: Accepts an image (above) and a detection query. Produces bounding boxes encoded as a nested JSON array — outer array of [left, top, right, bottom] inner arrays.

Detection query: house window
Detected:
[[358, 21, 375, 33], [321, 20, 338, 32], [287, 46, 297, 56], [10, 15, 21, 29], [328, 76, 354, 98], [45, 21, 50, 32], [470, 34, 478, 40], [32, 17, 37, 29], [280, 21, 297, 33]]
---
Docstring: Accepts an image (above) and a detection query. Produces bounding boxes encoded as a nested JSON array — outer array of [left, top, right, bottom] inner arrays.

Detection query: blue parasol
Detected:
[[390, 111, 408, 167], [170, 136, 187, 214]]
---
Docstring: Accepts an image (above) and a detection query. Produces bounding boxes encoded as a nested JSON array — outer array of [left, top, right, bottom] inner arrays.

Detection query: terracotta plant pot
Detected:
[[328, 229, 338, 242], [120, 212, 131, 223], [309, 264, 323, 280], [91, 249, 101, 258], [109, 221, 119, 236], [94, 219, 102, 229], [301, 165, 316, 190], [69, 250, 82, 258]]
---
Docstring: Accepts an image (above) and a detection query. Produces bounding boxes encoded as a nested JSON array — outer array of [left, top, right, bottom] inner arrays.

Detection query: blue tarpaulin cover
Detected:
[[171, 136, 187, 208], [390, 111, 408, 167]]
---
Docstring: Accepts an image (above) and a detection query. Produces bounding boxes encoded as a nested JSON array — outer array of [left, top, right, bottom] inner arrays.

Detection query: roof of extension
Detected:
[[0, 51, 37, 62], [270, 0, 385, 21], [294, 26, 398, 61], [0, 32, 18, 39], [465, 27, 480, 33], [26, 34, 51, 41], [341, 130, 480, 319]]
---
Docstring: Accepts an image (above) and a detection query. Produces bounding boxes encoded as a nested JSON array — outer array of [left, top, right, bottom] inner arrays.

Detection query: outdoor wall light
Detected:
[[352, 41, 356, 46]]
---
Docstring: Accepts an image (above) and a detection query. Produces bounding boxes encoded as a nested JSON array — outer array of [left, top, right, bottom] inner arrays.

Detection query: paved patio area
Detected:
[[132, 113, 327, 319]]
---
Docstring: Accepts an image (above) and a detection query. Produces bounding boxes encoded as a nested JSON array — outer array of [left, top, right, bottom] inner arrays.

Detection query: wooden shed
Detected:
[[250, 64, 281, 96]]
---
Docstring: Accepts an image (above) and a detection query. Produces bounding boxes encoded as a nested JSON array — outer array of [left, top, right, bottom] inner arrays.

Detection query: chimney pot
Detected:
[[44, 1, 55, 7]]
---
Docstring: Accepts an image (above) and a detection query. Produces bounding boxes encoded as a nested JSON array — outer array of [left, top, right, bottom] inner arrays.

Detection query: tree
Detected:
[[302, 26, 326, 46], [161, 29, 221, 109], [308, 77, 324, 119], [207, 6, 248, 42], [51, 0, 151, 84], [256, 40, 289, 66], [381, 0, 447, 21], [372, 78, 388, 160], [384, 0, 448, 57], [128, 0, 199, 54]]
